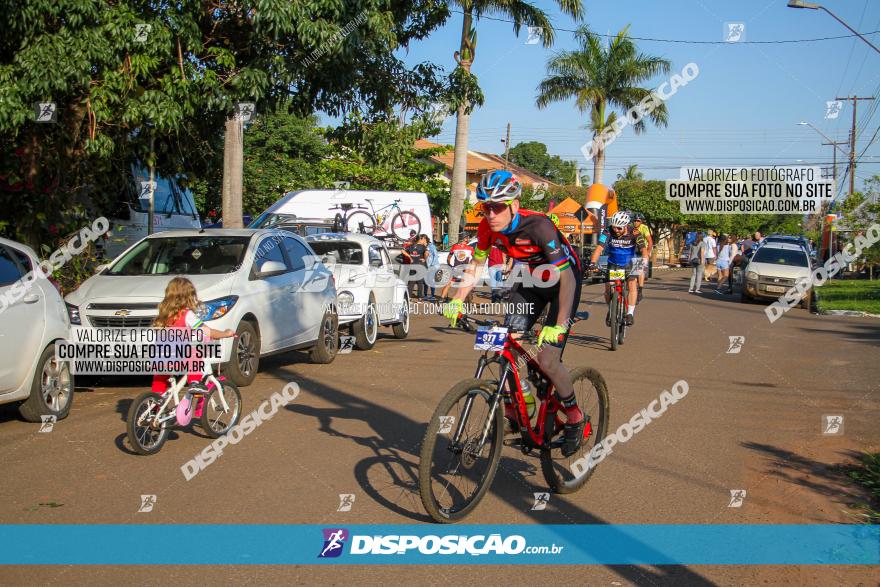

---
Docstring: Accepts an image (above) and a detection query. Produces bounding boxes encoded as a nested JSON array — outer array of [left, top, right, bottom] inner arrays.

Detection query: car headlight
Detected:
[[747, 271, 759, 281], [337, 291, 355, 306], [202, 295, 239, 321], [65, 302, 81, 325]]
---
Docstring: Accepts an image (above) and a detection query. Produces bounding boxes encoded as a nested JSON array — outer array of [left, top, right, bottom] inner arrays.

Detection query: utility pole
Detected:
[[835, 95, 875, 198], [502, 123, 511, 169], [821, 140, 847, 188]]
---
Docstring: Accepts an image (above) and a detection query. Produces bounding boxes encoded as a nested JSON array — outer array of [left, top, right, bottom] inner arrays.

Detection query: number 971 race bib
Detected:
[[474, 326, 508, 351], [609, 269, 626, 280]]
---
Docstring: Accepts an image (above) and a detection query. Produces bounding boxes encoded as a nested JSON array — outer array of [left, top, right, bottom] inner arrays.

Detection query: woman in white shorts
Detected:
[[715, 235, 735, 293]]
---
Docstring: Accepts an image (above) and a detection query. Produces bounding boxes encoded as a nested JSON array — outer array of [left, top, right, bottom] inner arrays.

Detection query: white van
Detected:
[[102, 164, 202, 259], [250, 189, 434, 243]]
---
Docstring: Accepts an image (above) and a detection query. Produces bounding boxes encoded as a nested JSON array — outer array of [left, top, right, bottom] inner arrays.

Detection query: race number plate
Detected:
[[474, 326, 508, 351], [609, 269, 626, 280]]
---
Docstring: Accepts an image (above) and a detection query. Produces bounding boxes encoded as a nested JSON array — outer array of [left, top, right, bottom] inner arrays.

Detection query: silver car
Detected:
[[65, 229, 338, 386], [0, 237, 74, 422]]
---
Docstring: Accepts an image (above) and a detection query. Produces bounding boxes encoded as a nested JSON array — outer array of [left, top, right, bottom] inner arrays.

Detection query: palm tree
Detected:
[[617, 164, 643, 181], [536, 25, 671, 187], [445, 0, 584, 241]]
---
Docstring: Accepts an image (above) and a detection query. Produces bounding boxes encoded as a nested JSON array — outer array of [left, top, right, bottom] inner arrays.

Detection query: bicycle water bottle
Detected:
[[518, 373, 537, 418]]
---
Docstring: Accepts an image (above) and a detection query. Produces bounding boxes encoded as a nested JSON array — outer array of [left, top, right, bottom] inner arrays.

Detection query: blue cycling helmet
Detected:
[[476, 170, 522, 202]]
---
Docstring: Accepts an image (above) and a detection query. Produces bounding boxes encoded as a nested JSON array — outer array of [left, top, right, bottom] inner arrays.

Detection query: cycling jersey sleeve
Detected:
[[597, 229, 610, 249], [474, 219, 490, 261], [534, 217, 572, 272]]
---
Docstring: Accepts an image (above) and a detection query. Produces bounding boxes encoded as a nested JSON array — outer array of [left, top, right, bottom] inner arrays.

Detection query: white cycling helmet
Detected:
[[609, 211, 631, 228]]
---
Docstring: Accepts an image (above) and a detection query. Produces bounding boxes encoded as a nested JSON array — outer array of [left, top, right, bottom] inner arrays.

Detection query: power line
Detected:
[[450, 9, 880, 45]]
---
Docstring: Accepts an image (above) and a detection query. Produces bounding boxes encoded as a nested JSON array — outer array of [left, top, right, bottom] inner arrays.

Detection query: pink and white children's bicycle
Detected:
[[126, 369, 242, 455]]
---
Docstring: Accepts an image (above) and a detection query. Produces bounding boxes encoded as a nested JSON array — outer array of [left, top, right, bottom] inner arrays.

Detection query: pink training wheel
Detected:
[[176, 394, 194, 426]]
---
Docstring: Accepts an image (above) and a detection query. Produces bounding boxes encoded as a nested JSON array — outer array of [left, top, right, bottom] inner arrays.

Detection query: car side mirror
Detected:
[[257, 260, 286, 277], [370, 258, 382, 268]]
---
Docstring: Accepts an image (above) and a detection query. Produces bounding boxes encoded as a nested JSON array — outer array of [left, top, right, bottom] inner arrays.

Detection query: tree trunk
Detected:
[[448, 102, 470, 241], [222, 115, 244, 228], [593, 144, 605, 186], [447, 9, 474, 242]]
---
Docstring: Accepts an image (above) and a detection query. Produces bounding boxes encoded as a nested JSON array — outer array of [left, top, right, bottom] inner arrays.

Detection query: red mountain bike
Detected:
[[418, 313, 609, 523], [606, 267, 629, 351]]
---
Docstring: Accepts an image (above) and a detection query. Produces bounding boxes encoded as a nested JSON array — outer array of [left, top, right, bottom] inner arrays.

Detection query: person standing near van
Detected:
[[424, 235, 439, 301]]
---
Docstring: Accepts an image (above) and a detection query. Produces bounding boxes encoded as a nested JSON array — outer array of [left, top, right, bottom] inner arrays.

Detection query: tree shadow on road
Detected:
[[741, 441, 871, 515], [277, 366, 716, 586]]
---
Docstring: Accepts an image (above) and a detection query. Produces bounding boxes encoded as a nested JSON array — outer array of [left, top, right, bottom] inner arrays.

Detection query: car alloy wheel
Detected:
[[365, 303, 378, 344], [237, 330, 256, 377], [41, 356, 72, 411]]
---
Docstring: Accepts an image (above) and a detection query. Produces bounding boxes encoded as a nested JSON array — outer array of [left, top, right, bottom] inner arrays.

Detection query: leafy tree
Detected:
[[0, 0, 450, 247], [201, 109, 450, 221], [445, 0, 584, 242], [617, 164, 643, 181], [507, 141, 577, 184], [537, 25, 671, 187]]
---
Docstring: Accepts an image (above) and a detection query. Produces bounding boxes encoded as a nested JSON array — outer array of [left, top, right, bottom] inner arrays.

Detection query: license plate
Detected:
[[764, 285, 786, 293], [609, 269, 626, 280], [474, 327, 508, 351]]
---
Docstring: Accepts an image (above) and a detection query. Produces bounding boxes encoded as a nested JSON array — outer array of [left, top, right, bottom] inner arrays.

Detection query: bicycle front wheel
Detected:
[[201, 380, 242, 438], [618, 290, 628, 346], [127, 391, 169, 455], [345, 210, 376, 234], [540, 366, 610, 493], [418, 379, 503, 523], [390, 211, 420, 240]]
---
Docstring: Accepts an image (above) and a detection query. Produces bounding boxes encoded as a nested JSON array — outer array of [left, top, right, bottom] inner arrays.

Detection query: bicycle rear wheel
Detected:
[[201, 380, 242, 438], [540, 367, 610, 493], [390, 211, 420, 240], [345, 210, 376, 234], [418, 379, 503, 523], [127, 391, 169, 455], [609, 289, 619, 351]]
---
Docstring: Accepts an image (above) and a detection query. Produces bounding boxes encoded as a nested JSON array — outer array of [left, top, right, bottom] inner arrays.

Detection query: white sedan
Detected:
[[65, 229, 338, 386], [306, 233, 409, 349], [0, 237, 74, 422]]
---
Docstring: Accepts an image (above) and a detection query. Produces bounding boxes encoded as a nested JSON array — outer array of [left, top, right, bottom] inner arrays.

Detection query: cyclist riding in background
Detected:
[[633, 213, 653, 301], [589, 211, 648, 326], [442, 170, 587, 456]]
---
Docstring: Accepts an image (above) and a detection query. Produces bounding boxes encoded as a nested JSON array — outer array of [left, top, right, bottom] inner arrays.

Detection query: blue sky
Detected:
[[390, 0, 880, 196]]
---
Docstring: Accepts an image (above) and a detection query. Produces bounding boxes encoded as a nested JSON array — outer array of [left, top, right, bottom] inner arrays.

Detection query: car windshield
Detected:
[[107, 236, 250, 275], [309, 241, 363, 265], [249, 212, 298, 229], [752, 247, 808, 267]]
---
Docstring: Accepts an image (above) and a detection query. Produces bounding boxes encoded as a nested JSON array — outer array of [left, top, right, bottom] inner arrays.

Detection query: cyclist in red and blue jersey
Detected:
[[589, 211, 648, 326], [442, 170, 586, 456]]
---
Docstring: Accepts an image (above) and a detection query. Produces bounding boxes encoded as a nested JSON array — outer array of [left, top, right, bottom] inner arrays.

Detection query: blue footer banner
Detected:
[[0, 525, 877, 565]]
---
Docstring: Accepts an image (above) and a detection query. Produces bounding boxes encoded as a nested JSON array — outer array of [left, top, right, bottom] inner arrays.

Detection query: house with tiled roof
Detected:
[[415, 139, 556, 204]]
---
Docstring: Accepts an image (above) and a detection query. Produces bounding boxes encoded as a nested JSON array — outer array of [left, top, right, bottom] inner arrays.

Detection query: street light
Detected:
[[796, 122, 849, 157], [787, 0, 880, 54]]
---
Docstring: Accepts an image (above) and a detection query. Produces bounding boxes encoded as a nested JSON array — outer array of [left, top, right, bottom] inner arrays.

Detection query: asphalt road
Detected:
[[1, 269, 878, 585]]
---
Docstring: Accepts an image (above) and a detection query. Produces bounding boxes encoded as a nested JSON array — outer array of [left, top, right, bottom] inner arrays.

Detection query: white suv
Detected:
[[742, 242, 814, 311], [306, 233, 409, 349], [65, 229, 338, 386], [0, 237, 74, 422]]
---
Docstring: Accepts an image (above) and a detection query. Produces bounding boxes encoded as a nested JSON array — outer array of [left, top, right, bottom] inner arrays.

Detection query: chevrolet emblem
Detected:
[[114, 309, 131, 317]]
